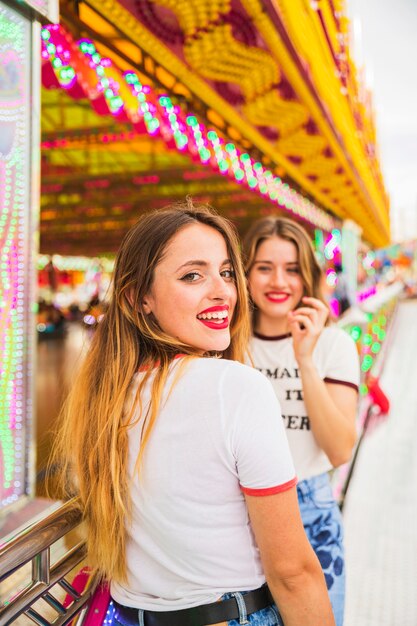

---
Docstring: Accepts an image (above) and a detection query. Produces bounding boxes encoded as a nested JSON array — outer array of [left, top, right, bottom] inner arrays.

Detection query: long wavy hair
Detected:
[[243, 216, 326, 329], [51, 200, 250, 582]]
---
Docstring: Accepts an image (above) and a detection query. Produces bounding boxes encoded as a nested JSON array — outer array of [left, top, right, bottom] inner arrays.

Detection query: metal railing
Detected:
[[0, 499, 98, 626], [338, 402, 380, 512]]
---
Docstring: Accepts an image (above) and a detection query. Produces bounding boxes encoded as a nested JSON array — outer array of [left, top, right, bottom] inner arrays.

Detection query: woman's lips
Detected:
[[198, 318, 229, 330], [265, 292, 290, 303], [197, 305, 229, 315], [197, 305, 230, 329]]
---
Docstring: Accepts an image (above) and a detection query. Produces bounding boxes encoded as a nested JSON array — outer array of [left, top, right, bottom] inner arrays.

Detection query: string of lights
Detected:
[[0, 5, 32, 507], [40, 24, 336, 232]]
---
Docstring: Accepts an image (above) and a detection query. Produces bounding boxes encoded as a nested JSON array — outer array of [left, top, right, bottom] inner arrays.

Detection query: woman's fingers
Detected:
[[301, 296, 326, 308], [290, 307, 321, 331], [289, 313, 314, 333], [301, 297, 329, 321], [293, 307, 319, 319]]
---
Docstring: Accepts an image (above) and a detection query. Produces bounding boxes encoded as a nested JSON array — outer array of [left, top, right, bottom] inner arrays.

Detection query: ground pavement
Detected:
[[343, 299, 417, 625]]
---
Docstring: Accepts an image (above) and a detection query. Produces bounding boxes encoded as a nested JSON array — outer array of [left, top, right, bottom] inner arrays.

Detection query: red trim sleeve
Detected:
[[240, 476, 297, 497], [323, 377, 359, 392]]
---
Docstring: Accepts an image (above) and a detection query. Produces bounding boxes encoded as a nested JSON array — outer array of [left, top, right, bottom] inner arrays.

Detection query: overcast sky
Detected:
[[347, 0, 417, 243]]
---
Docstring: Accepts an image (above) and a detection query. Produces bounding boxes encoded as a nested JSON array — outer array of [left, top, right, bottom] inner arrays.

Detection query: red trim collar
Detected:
[[138, 353, 187, 372], [253, 331, 292, 341]]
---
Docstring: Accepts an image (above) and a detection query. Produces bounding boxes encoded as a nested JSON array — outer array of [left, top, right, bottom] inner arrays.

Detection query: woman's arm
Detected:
[[298, 365, 357, 466], [245, 487, 335, 625], [288, 297, 358, 466]]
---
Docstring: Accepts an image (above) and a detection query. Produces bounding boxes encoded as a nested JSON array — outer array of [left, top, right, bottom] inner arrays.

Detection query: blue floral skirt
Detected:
[[297, 472, 345, 626]]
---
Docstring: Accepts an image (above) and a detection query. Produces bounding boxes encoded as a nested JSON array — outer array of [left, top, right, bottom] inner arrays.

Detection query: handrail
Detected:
[[0, 498, 98, 626], [338, 402, 379, 512], [335, 293, 400, 510], [0, 500, 81, 581]]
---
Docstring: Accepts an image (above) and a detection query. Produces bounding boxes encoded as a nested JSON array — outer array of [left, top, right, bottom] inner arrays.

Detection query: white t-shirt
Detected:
[[249, 326, 360, 482], [111, 357, 296, 610]]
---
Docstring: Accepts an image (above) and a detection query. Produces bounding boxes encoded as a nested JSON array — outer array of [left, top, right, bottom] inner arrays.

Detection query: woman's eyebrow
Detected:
[[176, 258, 232, 272], [176, 260, 208, 272]]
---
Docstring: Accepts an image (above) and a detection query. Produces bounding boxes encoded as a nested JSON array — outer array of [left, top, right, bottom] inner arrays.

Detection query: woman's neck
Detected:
[[254, 315, 289, 338]]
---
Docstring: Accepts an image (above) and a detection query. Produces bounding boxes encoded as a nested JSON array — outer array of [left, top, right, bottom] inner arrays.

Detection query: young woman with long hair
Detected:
[[53, 201, 335, 626], [244, 216, 359, 626]]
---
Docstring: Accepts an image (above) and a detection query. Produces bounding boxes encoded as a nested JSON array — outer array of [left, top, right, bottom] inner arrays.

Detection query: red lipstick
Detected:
[[197, 305, 230, 330], [265, 292, 290, 303], [198, 305, 229, 315]]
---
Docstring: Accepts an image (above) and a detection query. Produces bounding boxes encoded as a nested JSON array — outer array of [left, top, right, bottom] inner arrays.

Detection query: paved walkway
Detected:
[[343, 299, 417, 625]]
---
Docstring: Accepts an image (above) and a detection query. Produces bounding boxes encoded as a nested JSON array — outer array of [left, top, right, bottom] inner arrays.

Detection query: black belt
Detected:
[[112, 584, 274, 626]]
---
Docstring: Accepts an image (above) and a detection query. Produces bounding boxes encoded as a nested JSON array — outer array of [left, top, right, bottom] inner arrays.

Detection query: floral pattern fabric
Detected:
[[297, 472, 345, 626]]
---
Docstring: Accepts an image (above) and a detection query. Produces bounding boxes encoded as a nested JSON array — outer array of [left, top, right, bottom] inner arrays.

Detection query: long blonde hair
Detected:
[[51, 200, 250, 582], [243, 216, 326, 328]]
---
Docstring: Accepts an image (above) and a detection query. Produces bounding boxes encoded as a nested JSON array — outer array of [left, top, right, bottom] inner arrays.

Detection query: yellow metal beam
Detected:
[[241, 0, 389, 245]]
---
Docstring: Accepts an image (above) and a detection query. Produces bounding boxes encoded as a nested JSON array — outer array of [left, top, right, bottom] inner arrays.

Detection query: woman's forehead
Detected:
[[164, 222, 228, 259], [255, 236, 298, 260]]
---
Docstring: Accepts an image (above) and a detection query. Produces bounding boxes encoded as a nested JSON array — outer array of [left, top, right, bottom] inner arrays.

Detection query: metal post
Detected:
[[32, 547, 50, 584]]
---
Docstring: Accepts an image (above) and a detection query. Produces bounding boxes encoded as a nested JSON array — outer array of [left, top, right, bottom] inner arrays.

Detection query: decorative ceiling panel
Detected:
[[40, 16, 338, 254], [42, 0, 390, 250], [102, 0, 388, 244]]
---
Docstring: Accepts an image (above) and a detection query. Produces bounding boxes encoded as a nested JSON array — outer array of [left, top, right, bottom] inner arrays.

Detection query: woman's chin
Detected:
[[201, 334, 231, 354]]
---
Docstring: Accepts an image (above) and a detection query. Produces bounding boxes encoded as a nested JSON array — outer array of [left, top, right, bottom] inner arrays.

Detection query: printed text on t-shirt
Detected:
[[257, 367, 310, 431], [257, 366, 300, 379]]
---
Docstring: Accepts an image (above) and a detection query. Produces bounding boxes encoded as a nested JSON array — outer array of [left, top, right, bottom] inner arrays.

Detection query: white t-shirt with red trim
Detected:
[[249, 326, 360, 482], [111, 357, 296, 610]]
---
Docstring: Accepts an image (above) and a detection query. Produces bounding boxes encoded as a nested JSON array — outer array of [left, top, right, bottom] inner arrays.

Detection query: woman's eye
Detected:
[[180, 272, 201, 282], [256, 265, 271, 272], [221, 268, 235, 280], [287, 267, 300, 274]]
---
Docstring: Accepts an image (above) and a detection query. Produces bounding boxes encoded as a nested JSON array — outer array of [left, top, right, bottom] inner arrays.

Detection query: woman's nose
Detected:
[[211, 275, 234, 300], [270, 267, 286, 287]]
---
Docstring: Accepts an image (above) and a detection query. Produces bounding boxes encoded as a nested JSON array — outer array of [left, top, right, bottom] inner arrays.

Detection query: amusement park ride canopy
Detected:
[[40, 0, 390, 255]]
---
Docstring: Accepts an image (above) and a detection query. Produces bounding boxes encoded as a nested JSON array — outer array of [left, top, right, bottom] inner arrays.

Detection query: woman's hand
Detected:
[[287, 297, 329, 365]]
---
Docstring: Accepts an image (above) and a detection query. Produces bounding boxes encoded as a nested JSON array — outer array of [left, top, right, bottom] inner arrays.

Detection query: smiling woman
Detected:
[[244, 216, 360, 626], [51, 199, 335, 626], [142, 222, 237, 354]]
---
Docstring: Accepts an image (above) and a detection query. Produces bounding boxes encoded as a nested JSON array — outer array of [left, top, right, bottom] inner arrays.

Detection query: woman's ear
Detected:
[[142, 294, 153, 315], [126, 287, 153, 315], [126, 288, 135, 308]]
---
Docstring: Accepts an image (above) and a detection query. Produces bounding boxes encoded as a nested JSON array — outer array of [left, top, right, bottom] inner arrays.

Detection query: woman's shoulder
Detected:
[[320, 324, 353, 342], [318, 325, 357, 353], [187, 357, 271, 389], [180, 359, 280, 426], [188, 356, 260, 376]]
